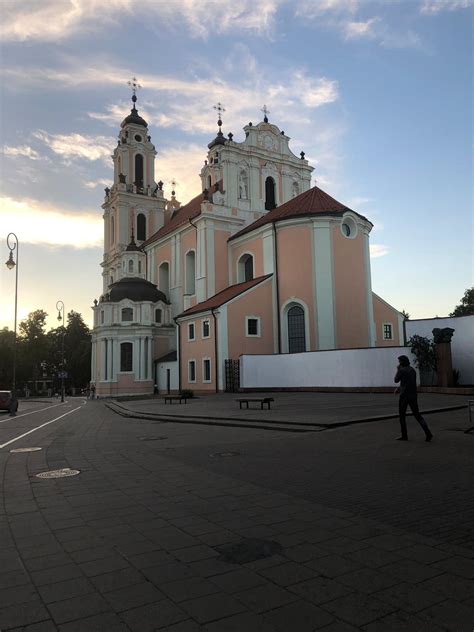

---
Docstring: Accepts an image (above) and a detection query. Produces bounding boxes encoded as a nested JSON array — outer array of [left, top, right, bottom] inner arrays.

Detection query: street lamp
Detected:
[[56, 300, 65, 403], [5, 233, 19, 415]]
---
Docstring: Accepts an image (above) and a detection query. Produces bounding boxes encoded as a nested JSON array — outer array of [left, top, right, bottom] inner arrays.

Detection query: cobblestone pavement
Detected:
[[0, 399, 473, 631]]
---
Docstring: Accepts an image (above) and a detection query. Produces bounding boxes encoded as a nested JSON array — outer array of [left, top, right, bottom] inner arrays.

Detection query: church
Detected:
[[90, 91, 403, 396]]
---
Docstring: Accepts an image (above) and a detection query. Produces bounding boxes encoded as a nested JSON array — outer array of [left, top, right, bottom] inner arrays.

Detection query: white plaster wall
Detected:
[[405, 315, 474, 385], [156, 361, 179, 392], [241, 346, 417, 388]]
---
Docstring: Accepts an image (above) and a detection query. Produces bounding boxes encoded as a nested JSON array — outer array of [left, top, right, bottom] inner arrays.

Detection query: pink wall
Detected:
[[373, 294, 401, 346], [179, 316, 216, 391], [332, 228, 370, 348], [276, 225, 316, 350], [214, 229, 231, 292], [230, 237, 264, 284], [227, 280, 274, 359]]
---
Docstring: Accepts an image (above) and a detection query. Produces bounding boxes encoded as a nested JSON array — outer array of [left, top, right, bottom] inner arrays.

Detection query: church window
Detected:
[[110, 216, 115, 244], [207, 175, 212, 189], [128, 260, 133, 273], [188, 360, 196, 383], [185, 250, 196, 295], [202, 319, 210, 338], [155, 308, 162, 324], [121, 307, 133, 321], [238, 254, 254, 283], [137, 213, 146, 241], [120, 342, 133, 372], [288, 305, 306, 353], [158, 262, 169, 297], [341, 216, 357, 239], [134, 134, 142, 142], [134, 153, 144, 189], [100, 310, 104, 324], [246, 317, 260, 337], [109, 275, 113, 285], [292, 181, 299, 198], [265, 176, 276, 210], [238, 170, 248, 199], [383, 323, 393, 340], [188, 323, 195, 341]]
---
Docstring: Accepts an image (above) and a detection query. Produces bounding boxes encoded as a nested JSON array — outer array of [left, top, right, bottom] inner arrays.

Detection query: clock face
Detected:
[[134, 135, 142, 142]]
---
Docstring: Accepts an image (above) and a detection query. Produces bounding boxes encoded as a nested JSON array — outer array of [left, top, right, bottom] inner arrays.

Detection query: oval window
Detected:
[[342, 223, 351, 237], [134, 134, 142, 142]]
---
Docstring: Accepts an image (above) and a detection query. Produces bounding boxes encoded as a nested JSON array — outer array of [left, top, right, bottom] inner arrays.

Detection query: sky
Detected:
[[0, 0, 472, 332]]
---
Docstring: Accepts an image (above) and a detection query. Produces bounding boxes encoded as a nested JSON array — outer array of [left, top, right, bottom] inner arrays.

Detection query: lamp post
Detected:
[[56, 300, 65, 402], [5, 233, 19, 413]]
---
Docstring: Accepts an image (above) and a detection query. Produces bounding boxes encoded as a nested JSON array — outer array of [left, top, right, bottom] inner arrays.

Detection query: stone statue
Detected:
[[432, 327, 455, 343], [238, 172, 248, 199], [118, 173, 126, 184]]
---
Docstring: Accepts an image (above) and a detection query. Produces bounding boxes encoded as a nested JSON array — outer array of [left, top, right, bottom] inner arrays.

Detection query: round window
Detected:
[[134, 134, 142, 142], [340, 216, 358, 239], [342, 223, 351, 237]]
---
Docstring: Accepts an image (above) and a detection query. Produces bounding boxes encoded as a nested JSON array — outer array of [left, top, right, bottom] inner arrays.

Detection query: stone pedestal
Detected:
[[435, 342, 453, 387]]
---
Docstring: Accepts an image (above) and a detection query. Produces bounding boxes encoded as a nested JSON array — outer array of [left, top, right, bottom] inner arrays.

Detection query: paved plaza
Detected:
[[0, 393, 473, 631]]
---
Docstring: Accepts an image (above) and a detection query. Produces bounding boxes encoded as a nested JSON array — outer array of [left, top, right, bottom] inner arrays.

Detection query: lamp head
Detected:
[[57, 310, 62, 321], [5, 251, 15, 270]]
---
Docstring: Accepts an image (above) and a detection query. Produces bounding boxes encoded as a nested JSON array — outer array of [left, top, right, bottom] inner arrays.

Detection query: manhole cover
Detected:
[[10, 447, 42, 453], [218, 538, 283, 564], [36, 468, 80, 479], [209, 451, 240, 458], [138, 436, 168, 441]]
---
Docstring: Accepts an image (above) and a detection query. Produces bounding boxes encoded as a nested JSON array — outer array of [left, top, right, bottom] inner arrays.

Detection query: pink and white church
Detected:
[[91, 95, 403, 396]]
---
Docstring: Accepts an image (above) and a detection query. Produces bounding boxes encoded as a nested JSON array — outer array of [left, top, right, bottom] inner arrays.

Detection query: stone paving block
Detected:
[[304, 554, 363, 578], [160, 620, 202, 632], [345, 546, 403, 569], [381, 558, 443, 584], [0, 600, 51, 630], [47, 592, 110, 624], [127, 548, 174, 569], [37, 576, 96, 603], [235, 583, 299, 613], [61, 537, 105, 553], [203, 611, 277, 631], [243, 554, 287, 572], [23, 552, 72, 573], [396, 544, 452, 565], [198, 530, 241, 547], [258, 561, 318, 587], [103, 581, 165, 611], [0, 583, 38, 608], [143, 561, 197, 585], [288, 575, 353, 605], [337, 567, 400, 594], [120, 599, 189, 631], [316, 536, 370, 555], [180, 592, 246, 624], [375, 581, 445, 613], [11, 620, 58, 632], [174, 544, 219, 563], [57, 612, 130, 631], [188, 557, 237, 578], [317, 621, 359, 631], [21, 542, 66, 559], [89, 566, 144, 593], [78, 555, 130, 577], [336, 524, 384, 541], [262, 599, 335, 631], [321, 592, 397, 627], [209, 568, 267, 593], [419, 598, 474, 631], [160, 576, 220, 602], [282, 543, 328, 563], [432, 555, 474, 579], [30, 564, 83, 586], [421, 572, 474, 601], [0, 568, 31, 589], [362, 609, 445, 632], [152, 526, 200, 550], [68, 546, 113, 564], [363, 534, 417, 552]]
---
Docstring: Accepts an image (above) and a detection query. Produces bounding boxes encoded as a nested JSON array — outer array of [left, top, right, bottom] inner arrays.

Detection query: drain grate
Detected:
[[209, 451, 240, 458], [138, 436, 168, 441], [36, 468, 80, 479], [217, 538, 283, 565], [10, 447, 42, 453]]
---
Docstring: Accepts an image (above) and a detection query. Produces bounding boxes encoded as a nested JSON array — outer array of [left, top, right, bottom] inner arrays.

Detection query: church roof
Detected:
[[121, 106, 148, 128], [229, 185, 371, 241], [105, 277, 168, 303], [143, 190, 205, 246], [176, 274, 272, 318]]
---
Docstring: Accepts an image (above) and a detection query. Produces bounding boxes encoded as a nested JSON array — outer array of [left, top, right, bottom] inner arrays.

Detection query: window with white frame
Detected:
[[246, 316, 260, 337], [203, 358, 211, 383], [202, 319, 210, 338], [383, 323, 393, 340], [188, 322, 195, 341], [188, 360, 196, 382]]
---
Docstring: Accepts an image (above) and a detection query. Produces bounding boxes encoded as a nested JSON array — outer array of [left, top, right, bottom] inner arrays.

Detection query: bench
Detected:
[[466, 400, 474, 434], [164, 395, 188, 405], [236, 397, 274, 410]]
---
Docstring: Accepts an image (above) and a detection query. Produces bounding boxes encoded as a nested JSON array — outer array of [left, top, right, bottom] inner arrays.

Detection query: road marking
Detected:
[[0, 406, 82, 449], [0, 402, 67, 424]]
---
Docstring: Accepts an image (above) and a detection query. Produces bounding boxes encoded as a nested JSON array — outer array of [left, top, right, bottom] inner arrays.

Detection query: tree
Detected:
[[0, 327, 15, 387], [450, 287, 474, 317], [64, 311, 91, 390], [401, 309, 410, 320], [17, 310, 49, 387]]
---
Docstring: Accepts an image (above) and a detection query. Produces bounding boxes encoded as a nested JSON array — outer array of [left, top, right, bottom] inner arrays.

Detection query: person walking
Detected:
[[394, 355, 433, 442]]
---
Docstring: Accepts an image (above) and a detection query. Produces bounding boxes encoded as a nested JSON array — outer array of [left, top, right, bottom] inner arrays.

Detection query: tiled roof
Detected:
[[176, 274, 272, 318], [142, 190, 205, 246], [229, 185, 370, 241]]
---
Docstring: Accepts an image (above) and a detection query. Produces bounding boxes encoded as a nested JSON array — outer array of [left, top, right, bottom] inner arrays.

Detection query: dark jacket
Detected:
[[394, 365, 418, 397]]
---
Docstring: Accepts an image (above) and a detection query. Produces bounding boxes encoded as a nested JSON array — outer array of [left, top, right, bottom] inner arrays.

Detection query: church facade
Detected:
[[91, 96, 403, 396]]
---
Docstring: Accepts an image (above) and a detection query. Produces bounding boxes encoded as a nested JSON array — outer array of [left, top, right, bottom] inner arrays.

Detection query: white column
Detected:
[[112, 339, 119, 380], [91, 340, 96, 382], [196, 222, 206, 302], [133, 338, 140, 378], [107, 338, 113, 381], [363, 231, 376, 347], [206, 220, 215, 298], [313, 221, 336, 350]]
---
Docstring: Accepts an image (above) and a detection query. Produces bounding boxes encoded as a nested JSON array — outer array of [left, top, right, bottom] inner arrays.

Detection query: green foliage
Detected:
[[407, 335, 437, 372], [450, 287, 474, 317], [180, 389, 194, 399], [401, 309, 410, 320]]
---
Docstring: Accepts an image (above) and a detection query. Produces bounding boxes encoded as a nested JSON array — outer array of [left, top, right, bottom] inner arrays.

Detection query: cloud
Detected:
[[343, 17, 379, 39], [420, 0, 473, 14], [0, 195, 102, 248], [2, 145, 41, 160], [83, 178, 112, 189], [156, 144, 206, 203], [0, 0, 279, 42], [370, 244, 389, 258], [295, 0, 359, 19], [33, 130, 114, 164]]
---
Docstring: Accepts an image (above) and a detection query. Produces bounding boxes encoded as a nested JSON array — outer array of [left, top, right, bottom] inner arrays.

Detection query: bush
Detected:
[[181, 389, 194, 399], [407, 335, 437, 372]]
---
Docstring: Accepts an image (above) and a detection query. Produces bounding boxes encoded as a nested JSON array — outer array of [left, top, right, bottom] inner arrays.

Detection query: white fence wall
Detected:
[[241, 346, 417, 389], [405, 315, 474, 385], [156, 361, 179, 392]]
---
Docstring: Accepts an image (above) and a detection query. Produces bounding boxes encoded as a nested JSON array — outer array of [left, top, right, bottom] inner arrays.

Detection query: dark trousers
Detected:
[[399, 394, 432, 438]]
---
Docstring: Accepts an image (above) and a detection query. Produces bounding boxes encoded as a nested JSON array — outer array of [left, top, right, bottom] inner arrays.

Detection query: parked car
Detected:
[[0, 391, 18, 414]]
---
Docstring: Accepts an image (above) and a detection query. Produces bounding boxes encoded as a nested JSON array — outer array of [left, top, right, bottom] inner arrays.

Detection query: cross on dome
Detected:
[[213, 102, 226, 129], [171, 179, 177, 196], [261, 104, 270, 123], [127, 77, 142, 107]]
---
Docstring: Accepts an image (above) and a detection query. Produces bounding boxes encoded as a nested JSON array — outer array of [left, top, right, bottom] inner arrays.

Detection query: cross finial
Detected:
[[127, 77, 142, 107], [261, 104, 270, 123], [213, 102, 226, 129], [171, 179, 177, 196]]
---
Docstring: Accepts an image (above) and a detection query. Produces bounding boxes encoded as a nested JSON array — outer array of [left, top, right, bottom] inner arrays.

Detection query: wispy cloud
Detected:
[[2, 145, 41, 160], [420, 0, 473, 14], [370, 244, 389, 258], [343, 17, 379, 40], [33, 130, 114, 164], [83, 178, 112, 189], [0, 195, 101, 248]]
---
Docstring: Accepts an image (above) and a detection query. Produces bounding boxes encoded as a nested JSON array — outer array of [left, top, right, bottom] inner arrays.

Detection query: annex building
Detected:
[[91, 94, 403, 396]]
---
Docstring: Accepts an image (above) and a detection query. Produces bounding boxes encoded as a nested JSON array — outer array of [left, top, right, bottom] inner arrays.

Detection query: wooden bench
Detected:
[[164, 395, 188, 405], [236, 397, 274, 410]]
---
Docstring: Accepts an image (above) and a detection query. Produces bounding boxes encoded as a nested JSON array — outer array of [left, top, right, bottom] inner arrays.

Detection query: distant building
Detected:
[[91, 95, 402, 396]]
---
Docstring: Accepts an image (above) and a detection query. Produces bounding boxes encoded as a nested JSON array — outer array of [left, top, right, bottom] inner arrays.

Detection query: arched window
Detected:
[[137, 213, 146, 241], [238, 170, 248, 199], [159, 262, 170, 297], [265, 176, 276, 210], [121, 307, 133, 322], [292, 181, 299, 198], [238, 254, 254, 283], [207, 175, 212, 190], [288, 305, 306, 353], [128, 260, 133, 273], [120, 342, 133, 371], [134, 154, 144, 189], [185, 251, 196, 295], [110, 216, 115, 244]]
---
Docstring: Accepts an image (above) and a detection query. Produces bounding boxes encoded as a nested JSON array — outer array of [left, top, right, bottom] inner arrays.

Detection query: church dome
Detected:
[[107, 278, 168, 303], [208, 129, 226, 149], [121, 106, 148, 129]]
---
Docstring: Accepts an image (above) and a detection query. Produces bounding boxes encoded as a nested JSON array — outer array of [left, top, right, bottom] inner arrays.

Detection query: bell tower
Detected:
[[101, 79, 166, 293]]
